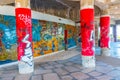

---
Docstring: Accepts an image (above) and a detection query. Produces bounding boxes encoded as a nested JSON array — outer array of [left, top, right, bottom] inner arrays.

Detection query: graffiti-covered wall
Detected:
[[0, 15, 17, 61], [65, 25, 77, 48], [0, 14, 76, 63]]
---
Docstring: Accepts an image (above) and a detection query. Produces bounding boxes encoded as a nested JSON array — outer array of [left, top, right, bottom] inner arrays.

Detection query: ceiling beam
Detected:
[[56, 0, 71, 8], [66, 0, 79, 1], [0, 0, 14, 5], [109, 0, 120, 5]]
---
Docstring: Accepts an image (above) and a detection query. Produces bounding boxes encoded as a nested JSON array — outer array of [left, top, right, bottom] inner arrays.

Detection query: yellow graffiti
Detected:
[[65, 24, 77, 38], [33, 36, 59, 57], [0, 45, 17, 61]]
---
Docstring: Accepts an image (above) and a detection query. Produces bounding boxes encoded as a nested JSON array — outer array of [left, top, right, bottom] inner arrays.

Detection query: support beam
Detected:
[[100, 9, 110, 56], [80, 0, 95, 68], [56, 0, 71, 8], [113, 24, 117, 42], [64, 30, 68, 50], [95, 21, 99, 47], [15, 0, 34, 74], [0, 0, 14, 5]]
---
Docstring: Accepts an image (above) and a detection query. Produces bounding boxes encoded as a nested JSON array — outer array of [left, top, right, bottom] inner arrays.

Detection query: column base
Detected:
[[82, 55, 95, 68], [18, 61, 34, 74], [101, 48, 110, 56]]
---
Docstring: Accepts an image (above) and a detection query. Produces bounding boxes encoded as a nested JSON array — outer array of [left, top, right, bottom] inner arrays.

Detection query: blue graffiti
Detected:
[[43, 34, 52, 41], [0, 24, 17, 49], [4, 15, 16, 30], [68, 38, 76, 48], [32, 19, 42, 42]]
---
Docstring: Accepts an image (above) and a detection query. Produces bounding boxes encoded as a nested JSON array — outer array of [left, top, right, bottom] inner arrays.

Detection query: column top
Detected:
[[101, 9, 109, 16], [100, 15, 110, 18], [80, 6, 94, 10], [15, 0, 30, 8], [80, 0, 94, 10]]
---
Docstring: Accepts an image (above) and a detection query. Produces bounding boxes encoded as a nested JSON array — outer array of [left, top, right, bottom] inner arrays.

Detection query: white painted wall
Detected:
[[0, 5, 75, 26]]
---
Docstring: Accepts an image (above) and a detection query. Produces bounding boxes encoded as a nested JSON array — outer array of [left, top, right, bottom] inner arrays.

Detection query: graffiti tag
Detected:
[[21, 34, 33, 66], [18, 14, 31, 25]]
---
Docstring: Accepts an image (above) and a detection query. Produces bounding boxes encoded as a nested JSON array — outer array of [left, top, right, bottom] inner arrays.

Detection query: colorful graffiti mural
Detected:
[[0, 14, 76, 64], [0, 15, 17, 61], [65, 25, 76, 48]]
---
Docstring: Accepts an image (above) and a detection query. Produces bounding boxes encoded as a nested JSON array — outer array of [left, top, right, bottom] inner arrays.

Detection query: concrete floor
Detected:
[[95, 42, 120, 58], [0, 42, 120, 80], [1, 55, 120, 80]]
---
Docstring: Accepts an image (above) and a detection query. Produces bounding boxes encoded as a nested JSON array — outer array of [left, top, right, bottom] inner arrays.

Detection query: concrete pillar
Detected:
[[113, 24, 117, 42], [100, 9, 110, 56], [15, 0, 34, 74], [64, 30, 68, 50], [95, 21, 99, 47], [80, 0, 95, 67]]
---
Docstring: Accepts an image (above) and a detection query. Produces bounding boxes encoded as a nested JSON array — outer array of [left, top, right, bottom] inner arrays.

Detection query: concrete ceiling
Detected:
[[0, 0, 14, 5], [0, 0, 120, 20]]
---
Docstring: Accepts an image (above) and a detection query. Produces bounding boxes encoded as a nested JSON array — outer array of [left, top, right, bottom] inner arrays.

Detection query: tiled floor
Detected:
[[0, 42, 120, 80], [0, 53, 120, 80]]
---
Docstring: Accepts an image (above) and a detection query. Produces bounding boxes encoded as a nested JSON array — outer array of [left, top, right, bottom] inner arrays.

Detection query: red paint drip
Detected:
[[16, 8, 33, 60], [100, 16, 110, 48], [80, 8, 94, 56]]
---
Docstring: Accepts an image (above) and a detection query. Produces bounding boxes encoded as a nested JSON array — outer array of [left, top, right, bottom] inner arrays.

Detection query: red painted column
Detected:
[[81, 8, 94, 56], [100, 15, 110, 56], [64, 30, 68, 50], [80, 0, 95, 68], [16, 8, 34, 74], [80, 8, 95, 67]]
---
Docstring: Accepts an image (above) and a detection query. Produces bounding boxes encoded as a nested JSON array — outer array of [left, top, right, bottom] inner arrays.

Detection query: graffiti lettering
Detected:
[[21, 34, 33, 66], [18, 14, 31, 25]]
